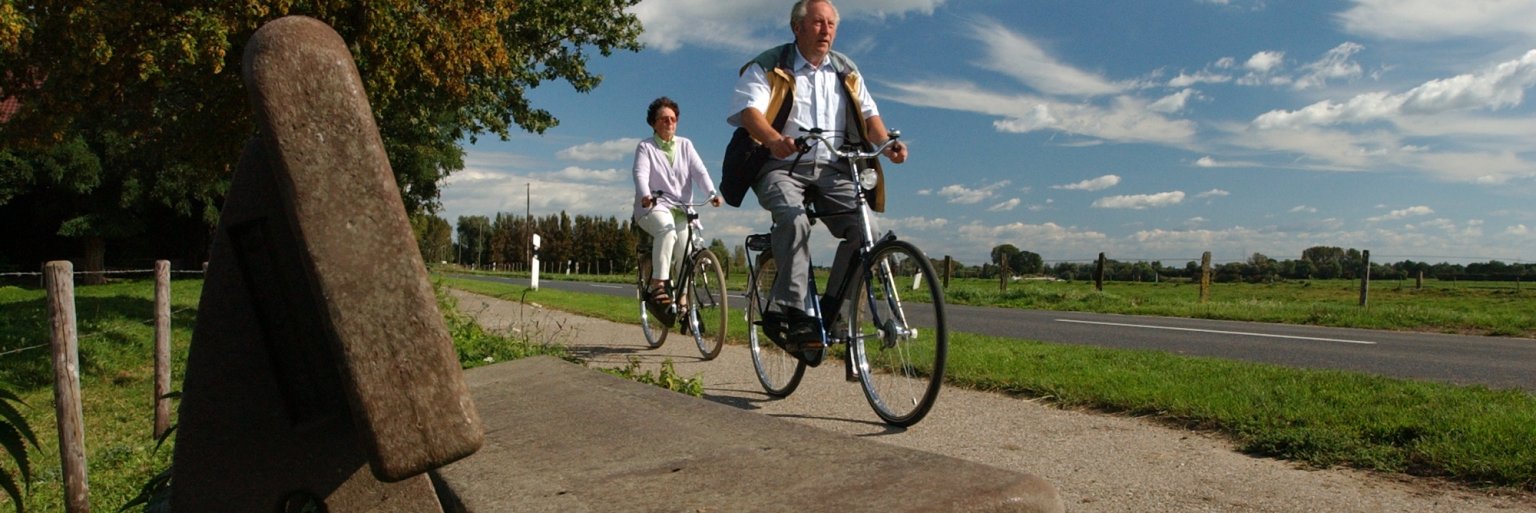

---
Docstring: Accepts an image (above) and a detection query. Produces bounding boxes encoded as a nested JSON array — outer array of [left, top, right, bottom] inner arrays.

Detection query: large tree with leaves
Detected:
[[0, 0, 642, 276]]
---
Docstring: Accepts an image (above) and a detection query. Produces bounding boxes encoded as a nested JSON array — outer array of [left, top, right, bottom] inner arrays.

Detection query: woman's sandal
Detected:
[[647, 284, 672, 305]]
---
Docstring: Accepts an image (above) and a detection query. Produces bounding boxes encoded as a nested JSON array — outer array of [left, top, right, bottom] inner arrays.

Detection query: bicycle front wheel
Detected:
[[849, 239, 947, 426], [747, 252, 805, 396], [686, 249, 727, 360], [637, 259, 668, 349]]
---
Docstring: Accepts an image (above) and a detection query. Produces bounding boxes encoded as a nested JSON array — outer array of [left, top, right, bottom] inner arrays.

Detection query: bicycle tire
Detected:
[[747, 252, 805, 396], [849, 239, 947, 426], [687, 249, 727, 360], [637, 259, 668, 349]]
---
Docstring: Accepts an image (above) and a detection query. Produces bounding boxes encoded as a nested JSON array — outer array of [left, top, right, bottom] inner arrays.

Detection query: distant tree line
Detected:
[[416, 211, 735, 276], [970, 245, 1534, 283], [418, 220, 1534, 284]]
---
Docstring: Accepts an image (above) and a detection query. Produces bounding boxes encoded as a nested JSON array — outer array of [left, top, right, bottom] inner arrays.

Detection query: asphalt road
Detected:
[[452, 274, 1536, 392]]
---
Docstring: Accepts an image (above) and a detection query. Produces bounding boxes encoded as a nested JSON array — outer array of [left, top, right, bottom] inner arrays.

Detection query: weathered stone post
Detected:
[[171, 16, 480, 512]]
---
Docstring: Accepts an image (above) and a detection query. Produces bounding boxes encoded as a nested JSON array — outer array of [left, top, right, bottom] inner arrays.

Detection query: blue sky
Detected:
[[440, 0, 1536, 267]]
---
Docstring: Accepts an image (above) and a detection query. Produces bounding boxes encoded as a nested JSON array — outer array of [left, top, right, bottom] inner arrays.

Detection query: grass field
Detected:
[[0, 277, 570, 513], [2, 273, 1532, 512], [941, 277, 1536, 337], [450, 267, 1535, 338]]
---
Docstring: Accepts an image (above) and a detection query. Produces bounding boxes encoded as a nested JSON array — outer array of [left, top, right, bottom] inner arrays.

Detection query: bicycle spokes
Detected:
[[850, 240, 947, 427]]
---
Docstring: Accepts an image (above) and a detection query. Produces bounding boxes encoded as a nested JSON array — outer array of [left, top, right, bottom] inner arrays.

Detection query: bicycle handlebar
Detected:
[[794, 128, 903, 161], [650, 190, 718, 208]]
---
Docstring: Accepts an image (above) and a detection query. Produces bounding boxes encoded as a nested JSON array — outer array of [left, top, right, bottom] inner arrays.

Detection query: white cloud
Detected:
[[556, 138, 641, 162], [956, 221, 1110, 256], [1293, 42, 1365, 90], [1506, 224, 1530, 236], [1195, 189, 1230, 199], [1290, 205, 1319, 214], [1093, 191, 1186, 209], [987, 198, 1022, 212], [970, 19, 1122, 96], [1254, 49, 1536, 129], [1149, 88, 1199, 113], [1052, 175, 1121, 191], [885, 81, 1198, 145], [885, 216, 950, 231], [1245, 51, 1286, 73], [1169, 70, 1232, 88], [938, 180, 1012, 204], [627, 1, 946, 53], [544, 166, 623, 182], [1366, 205, 1435, 222], [1338, 0, 1536, 41], [1193, 155, 1261, 168]]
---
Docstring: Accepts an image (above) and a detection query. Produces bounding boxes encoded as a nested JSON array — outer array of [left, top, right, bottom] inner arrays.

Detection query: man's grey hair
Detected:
[[790, 0, 840, 29]]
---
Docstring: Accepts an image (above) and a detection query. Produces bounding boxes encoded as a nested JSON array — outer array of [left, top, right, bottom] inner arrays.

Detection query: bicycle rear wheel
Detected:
[[849, 240, 947, 426], [686, 249, 727, 360], [747, 252, 805, 396], [637, 259, 668, 348]]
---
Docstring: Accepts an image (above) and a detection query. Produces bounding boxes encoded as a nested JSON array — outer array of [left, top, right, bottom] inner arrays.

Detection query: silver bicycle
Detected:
[[743, 129, 948, 427]]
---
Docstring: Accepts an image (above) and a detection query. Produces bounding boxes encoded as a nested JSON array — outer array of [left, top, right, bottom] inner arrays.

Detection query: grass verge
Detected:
[[0, 276, 698, 513], [439, 275, 1536, 492]]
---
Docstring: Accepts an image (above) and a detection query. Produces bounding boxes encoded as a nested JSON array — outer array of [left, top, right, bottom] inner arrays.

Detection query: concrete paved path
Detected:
[[449, 289, 1536, 513]]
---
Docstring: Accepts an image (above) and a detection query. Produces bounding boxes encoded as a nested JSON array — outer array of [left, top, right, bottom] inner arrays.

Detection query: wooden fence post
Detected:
[[46, 261, 91, 513], [1094, 253, 1106, 292], [1358, 250, 1371, 308], [154, 261, 173, 440], [999, 253, 1009, 292], [1199, 252, 1212, 304], [1415, 270, 1423, 290], [943, 256, 952, 288]]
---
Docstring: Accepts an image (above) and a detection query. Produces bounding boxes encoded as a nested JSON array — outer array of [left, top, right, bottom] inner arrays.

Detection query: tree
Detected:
[[0, 0, 642, 274], [456, 215, 492, 268], [708, 238, 730, 278], [1016, 250, 1043, 275], [410, 213, 453, 265]]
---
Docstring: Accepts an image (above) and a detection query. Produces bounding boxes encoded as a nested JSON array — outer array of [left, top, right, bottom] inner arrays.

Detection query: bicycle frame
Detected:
[[746, 129, 908, 343]]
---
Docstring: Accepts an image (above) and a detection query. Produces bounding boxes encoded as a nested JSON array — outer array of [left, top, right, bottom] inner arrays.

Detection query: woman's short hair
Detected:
[[647, 97, 679, 126]]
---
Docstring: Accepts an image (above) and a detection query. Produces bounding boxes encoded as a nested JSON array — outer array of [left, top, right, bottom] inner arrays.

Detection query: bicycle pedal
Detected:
[[799, 349, 825, 367]]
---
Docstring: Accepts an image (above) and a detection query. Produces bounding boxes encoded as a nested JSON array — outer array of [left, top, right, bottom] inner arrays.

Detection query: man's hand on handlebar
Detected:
[[882, 139, 908, 164], [767, 135, 799, 159]]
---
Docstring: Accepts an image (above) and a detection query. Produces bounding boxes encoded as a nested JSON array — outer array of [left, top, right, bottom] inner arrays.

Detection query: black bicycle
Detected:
[[636, 191, 728, 360], [743, 129, 948, 427]]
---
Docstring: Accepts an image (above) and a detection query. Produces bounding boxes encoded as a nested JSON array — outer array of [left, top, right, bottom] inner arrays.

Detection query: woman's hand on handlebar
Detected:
[[709, 195, 723, 207]]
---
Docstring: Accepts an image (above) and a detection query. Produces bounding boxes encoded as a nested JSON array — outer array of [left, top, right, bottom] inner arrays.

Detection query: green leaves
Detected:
[[1, 386, 38, 513]]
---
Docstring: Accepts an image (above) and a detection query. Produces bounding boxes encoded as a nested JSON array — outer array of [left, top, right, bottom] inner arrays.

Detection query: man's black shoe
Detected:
[[756, 309, 796, 350], [759, 308, 825, 353], [787, 317, 824, 352]]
